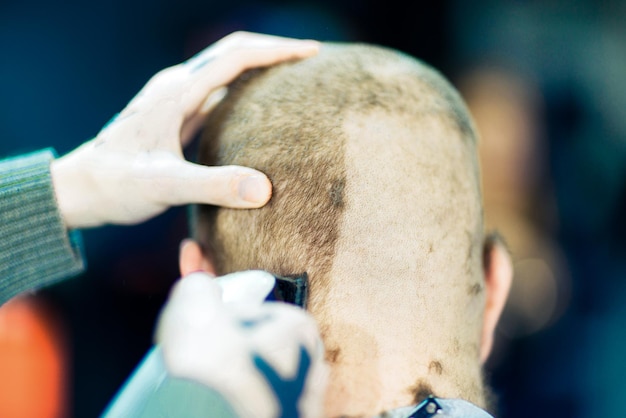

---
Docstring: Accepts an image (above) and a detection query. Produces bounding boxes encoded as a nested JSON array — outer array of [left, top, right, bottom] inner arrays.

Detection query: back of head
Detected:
[[194, 42, 486, 414]]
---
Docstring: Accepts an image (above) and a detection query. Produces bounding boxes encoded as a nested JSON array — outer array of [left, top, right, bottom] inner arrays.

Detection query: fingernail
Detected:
[[238, 175, 271, 204]]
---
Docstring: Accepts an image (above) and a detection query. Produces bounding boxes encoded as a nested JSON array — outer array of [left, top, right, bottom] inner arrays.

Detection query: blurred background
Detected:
[[1, 0, 625, 416]]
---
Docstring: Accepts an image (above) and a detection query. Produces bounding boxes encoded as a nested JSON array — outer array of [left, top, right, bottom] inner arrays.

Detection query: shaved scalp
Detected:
[[193, 42, 487, 412], [195, 42, 479, 298]]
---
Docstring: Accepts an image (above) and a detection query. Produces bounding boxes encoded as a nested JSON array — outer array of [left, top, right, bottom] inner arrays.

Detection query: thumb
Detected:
[[154, 159, 272, 208]]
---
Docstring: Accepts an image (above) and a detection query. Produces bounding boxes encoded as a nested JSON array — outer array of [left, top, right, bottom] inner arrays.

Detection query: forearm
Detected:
[[0, 149, 85, 305]]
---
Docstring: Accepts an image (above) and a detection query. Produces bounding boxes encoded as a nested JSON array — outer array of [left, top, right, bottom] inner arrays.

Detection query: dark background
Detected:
[[1, 0, 626, 417]]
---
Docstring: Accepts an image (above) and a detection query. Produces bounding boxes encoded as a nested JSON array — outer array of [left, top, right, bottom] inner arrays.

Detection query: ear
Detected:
[[480, 236, 513, 363], [178, 239, 217, 277]]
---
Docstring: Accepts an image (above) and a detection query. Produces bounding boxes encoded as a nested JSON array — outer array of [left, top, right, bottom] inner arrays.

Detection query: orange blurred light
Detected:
[[0, 296, 68, 418]]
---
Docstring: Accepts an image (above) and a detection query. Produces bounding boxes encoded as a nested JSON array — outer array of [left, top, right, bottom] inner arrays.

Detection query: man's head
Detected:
[[181, 42, 512, 416]]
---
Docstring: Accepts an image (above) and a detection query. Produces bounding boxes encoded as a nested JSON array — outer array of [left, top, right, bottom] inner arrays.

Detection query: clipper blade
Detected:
[[267, 272, 308, 309]]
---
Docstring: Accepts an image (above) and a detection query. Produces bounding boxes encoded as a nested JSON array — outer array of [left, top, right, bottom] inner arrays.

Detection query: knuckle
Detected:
[[229, 30, 250, 41], [222, 31, 254, 49], [150, 65, 181, 85], [152, 68, 172, 82]]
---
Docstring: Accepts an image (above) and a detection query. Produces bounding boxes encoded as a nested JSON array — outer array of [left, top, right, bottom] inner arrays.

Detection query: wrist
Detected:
[[50, 153, 100, 230]]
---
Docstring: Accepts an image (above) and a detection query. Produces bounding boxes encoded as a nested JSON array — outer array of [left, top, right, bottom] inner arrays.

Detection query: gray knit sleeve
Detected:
[[0, 148, 85, 305]]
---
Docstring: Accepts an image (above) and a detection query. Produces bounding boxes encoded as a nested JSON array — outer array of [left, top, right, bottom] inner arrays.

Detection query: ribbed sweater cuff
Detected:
[[0, 148, 85, 305]]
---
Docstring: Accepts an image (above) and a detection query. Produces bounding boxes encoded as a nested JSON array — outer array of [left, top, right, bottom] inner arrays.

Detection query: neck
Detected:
[[319, 330, 486, 417], [311, 282, 486, 417]]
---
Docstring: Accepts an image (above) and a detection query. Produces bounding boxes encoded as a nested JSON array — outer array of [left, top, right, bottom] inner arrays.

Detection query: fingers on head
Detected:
[[213, 31, 320, 57], [154, 163, 272, 209], [181, 31, 319, 99], [134, 32, 318, 115]]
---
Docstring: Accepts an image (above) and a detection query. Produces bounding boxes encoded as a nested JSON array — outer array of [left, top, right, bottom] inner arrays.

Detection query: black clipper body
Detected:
[[266, 273, 308, 309]]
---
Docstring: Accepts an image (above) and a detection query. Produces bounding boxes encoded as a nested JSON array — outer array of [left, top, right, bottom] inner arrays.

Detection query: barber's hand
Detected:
[[155, 271, 328, 418], [51, 31, 319, 229]]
